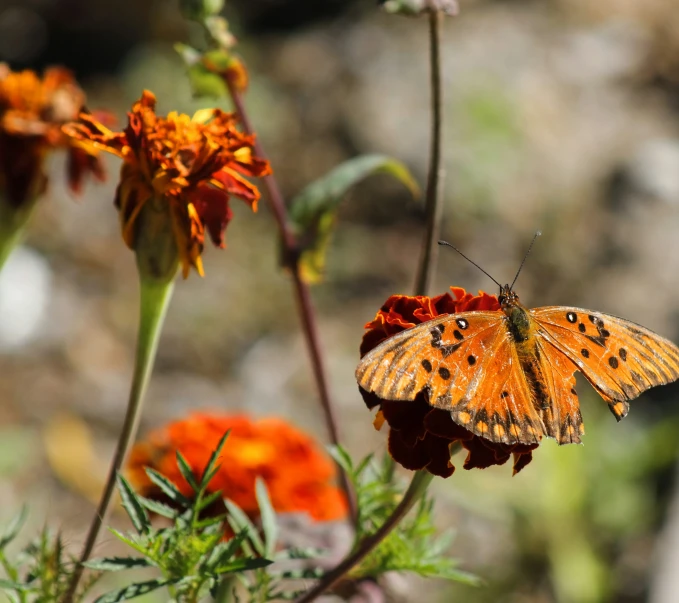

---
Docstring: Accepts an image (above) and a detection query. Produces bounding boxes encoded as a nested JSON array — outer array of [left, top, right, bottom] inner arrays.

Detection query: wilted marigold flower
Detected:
[[127, 412, 348, 522], [0, 63, 104, 206], [63, 90, 270, 277], [359, 288, 537, 478]]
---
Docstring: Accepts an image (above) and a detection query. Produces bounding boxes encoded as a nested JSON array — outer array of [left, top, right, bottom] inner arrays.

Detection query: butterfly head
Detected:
[[498, 285, 520, 310]]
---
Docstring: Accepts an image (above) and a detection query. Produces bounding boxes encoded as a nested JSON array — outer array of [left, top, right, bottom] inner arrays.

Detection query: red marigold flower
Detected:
[[63, 90, 270, 277], [127, 412, 348, 523], [0, 63, 105, 206], [359, 287, 537, 478]]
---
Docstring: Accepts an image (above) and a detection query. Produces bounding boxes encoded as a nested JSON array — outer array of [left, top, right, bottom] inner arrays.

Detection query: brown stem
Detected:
[[224, 75, 357, 523], [294, 12, 448, 601], [413, 10, 445, 296], [295, 470, 434, 603]]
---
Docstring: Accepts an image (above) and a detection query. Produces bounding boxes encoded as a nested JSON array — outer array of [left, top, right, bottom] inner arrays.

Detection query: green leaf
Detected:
[[255, 479, 277, 558], [117, 476, 151, 535], [202, 533, 245, 572], [144, 468, 190, 506], [195, 489, 224, 512], [224, 500, 264, 556], [276, 547, 325, 560], [84, 557, 154, 571], [0, 578, 33, 592], [138, 496, 177, 519], [175, 451, 200, 494], [93, 579, 172, 603], [0, 506, 27, 550], [200, 430, 230, 491], [214, 557, 272, 574], [289, 155, 419, 283], [108, 529, 148, 558], [327, 445, 353, 475]]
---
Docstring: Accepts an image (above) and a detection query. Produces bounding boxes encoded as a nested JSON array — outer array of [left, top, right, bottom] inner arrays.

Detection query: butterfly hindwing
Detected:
[[450, 331, 544, 445], [532, 338, 584, 444], [531, 306, 679, 419]]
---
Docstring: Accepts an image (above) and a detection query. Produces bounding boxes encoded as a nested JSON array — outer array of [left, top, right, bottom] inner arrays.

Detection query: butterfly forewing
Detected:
[[356, 311, 544, 445], [531, 306, 679, 419], [357, 312, 500, 402]]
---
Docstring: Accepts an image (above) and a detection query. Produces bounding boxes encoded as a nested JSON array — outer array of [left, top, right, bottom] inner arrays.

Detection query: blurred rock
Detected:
[[0, 246, 51, 350]]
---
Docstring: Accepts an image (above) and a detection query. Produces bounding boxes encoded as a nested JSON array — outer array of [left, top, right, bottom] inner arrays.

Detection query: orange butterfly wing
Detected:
[[531, 337, 584, 444], [355, 311, 544, 445], [531, 306, 679, 421]]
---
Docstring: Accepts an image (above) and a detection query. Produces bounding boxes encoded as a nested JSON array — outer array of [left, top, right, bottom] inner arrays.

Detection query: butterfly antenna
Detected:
[[438, 240, 502, 288], [510, 230, 542, 290]]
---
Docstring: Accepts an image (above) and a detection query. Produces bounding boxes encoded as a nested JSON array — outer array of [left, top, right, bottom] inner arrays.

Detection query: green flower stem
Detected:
[[0, 194, 38, 272], [62, 275, 175, 603], [413, 10, 445, 296], [222, 73, 357, 524], [295, 469, 434, 603]]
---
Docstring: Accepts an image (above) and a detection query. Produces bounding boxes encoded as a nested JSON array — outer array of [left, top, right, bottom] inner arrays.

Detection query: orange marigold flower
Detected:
[[63, 90, 270, 277], [360, 287, 537, 478], [0, 63, 105, 206], [127, 412, 348, 523]]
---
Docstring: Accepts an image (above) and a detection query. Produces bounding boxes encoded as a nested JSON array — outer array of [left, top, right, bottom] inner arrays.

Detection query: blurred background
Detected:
[[1, 0, 679, 601]]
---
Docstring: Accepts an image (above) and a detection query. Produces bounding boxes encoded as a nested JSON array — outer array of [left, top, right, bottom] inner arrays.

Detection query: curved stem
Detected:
[[295, 470, 434, 603], [413, 10, 445, 296], [223, 75, 356, 523], [62, 277, 174, 603], [0, 194, 38, 272]]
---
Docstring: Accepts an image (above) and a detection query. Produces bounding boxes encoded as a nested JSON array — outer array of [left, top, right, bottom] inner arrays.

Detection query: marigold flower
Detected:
[[127, 412, 348, 523], [0, 63, 104, 206], [360, 288, 537, 478], [63, 90, 270, 277]]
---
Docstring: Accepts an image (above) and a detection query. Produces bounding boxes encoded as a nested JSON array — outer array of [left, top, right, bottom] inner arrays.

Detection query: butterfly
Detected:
[[356, 242, 679, 446]]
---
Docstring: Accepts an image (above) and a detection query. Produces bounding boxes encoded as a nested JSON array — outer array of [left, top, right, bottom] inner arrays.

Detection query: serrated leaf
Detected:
[[276, 547, 325, 560], [0, 506, 27, 550], [226, 519, 254, 557], [144, 469, 190, 506], [108, 529, 148, 557], [117, 476, 151, 535], [255, 479, 277, 558], [93, 579, 172, 603], [194, 515, 227, 531], [289, 155, 419, 283], [327, 445, 353, 475], [203, 532, 245, 572], [196, 489, 224, 512], [214, 557, 272, 574], [276, 568, 325, 580], [175, 451, 200, 494], [138, 496, 177, 519], [200, 430, 230, 491], [224, 500, 264, 555], [84, 557, 153, 571]]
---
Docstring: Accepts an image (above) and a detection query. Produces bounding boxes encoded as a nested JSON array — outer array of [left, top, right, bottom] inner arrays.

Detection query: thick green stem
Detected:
[[295, 470, 434, 603], [0, 194, 38, 272], [62, 275, 175, 602]]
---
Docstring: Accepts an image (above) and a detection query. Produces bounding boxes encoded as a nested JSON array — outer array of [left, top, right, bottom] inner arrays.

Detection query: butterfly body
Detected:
[[357, 285, 679, 447]]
